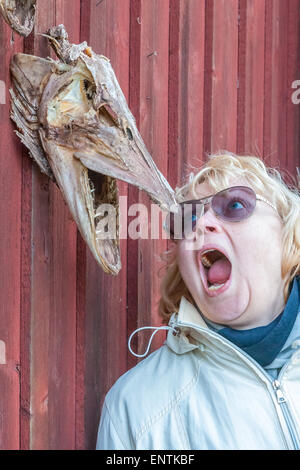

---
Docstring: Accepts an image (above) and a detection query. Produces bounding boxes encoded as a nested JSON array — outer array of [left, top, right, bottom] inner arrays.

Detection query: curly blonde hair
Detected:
[[158, 152, 300, 324]]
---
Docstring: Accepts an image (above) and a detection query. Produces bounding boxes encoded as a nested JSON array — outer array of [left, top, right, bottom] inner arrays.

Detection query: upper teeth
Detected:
[[201, 249, 215, 268], [202, 255, 212, 268]]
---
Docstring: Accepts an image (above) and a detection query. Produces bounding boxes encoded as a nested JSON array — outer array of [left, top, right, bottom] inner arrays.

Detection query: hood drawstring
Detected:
[[128, 325, 179, 358]]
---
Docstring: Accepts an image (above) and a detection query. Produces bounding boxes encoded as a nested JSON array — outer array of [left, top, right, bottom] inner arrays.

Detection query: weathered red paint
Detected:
[[136, 0, 170, 356], [168, 0, 206, 187], [264, 0, 288, 168], [285, 0, 300, 180], [127, 0, 141, 371], [237, 0, 265, 156], [80, 0, 130, 449], [25, 0, 80, 450], [0, 20, 23, 450], [205, 0, 239, 154], [0, 0, 299, 450]]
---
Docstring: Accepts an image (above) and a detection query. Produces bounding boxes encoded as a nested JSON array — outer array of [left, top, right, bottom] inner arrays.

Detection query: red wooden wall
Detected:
[[0, 0, 299, 450]]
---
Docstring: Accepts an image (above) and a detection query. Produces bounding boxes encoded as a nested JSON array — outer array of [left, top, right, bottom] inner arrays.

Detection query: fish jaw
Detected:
[[40, 137, 121, 275]]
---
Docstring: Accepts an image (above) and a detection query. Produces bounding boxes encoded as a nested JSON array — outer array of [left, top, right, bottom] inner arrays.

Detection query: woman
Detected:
[[96, 153, 300, 450]]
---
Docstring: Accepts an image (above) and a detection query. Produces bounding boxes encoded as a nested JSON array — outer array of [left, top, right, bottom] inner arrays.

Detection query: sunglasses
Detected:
[[165, 186, 277, 240]]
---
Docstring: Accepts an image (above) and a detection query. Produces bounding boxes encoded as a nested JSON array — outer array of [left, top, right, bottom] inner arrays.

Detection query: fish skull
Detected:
[[10, 24, 178, 275]]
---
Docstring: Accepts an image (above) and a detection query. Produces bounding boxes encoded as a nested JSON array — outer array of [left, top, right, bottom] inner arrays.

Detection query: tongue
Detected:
[[207, 258, 231, 285]]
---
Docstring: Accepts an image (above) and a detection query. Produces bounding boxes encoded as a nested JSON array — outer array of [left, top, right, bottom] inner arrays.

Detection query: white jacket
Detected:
[[96, 297, 300, 450]]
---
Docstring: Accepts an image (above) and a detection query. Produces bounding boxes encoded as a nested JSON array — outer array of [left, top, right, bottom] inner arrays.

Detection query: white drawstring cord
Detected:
[[128, 325, 179, 358]]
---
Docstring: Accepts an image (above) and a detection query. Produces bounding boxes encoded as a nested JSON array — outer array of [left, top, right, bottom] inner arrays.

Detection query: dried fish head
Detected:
[[10, 25, 177, 275], [0, 0, 36, 36]]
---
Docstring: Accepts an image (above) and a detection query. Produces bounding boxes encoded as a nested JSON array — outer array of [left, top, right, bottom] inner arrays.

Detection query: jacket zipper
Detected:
[[173, 318, 300, 450], [272, 379, 300, 450]]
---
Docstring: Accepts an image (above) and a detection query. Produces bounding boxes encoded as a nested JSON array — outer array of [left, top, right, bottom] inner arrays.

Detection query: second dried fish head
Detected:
[[0, 0, 36, 36]]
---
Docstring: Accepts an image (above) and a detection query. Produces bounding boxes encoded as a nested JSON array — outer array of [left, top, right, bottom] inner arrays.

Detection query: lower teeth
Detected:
[[208, 283, 225, 291]]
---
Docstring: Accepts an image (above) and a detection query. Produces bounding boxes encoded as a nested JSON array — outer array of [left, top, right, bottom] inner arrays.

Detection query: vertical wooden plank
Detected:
[[76, 1, 91, 449], [48, 0, 80, 450], [286, 0, 300, 178], [75, 232, 86, 450], [56, 0, 81, 43], [204, 0, 239, 155], [168, 0, 180, 189], [237, 0, 265, 156], [80, 0, 130, 449], [20, 116, 33, 450], [127, 0, 141, 371], [27, 0, 80, 449], [28, 4, 56, 449], [264, 0, 288, 168], [30, 168, 52, 451], [137, 0, 170, 355], [0, 21, 23, 450], [168, 0, 205, 188]]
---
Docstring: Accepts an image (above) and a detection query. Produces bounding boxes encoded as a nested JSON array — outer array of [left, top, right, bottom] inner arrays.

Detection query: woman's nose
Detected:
[[195, 206, 223, 235]]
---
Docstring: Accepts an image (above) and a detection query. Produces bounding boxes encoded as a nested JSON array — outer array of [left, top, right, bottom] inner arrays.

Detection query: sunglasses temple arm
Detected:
[[256, 195, 277, 213]]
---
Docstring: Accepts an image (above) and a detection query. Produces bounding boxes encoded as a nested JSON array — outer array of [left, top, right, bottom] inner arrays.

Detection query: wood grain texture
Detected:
[[204, 0, 239, 155], [169, 0, 206, 188], [0, 0, 299, 450], [28, 0, 80, 450], [80, 0, 130, 449], [127, 0, 141, 372], [264, 0, 288, 168], [237, 0, 265, 156], [136, 0, 170, 356], [0, 20, 23, 451], [285, 0, 300, 179]]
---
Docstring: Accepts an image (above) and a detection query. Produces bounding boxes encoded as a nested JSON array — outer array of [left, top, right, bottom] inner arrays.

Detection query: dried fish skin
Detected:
[[44, 25, 177, 211], [10, 25, 177, 275], [0, 0, 36, 36], [11, 54, 121, 274], [10, 53, 55, 178]]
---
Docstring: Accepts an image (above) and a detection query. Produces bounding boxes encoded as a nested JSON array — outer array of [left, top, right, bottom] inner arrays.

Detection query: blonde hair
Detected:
[[158, 152, 300, 324]]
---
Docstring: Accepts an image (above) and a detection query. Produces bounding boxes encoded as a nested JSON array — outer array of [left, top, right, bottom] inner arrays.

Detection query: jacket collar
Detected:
[[167, 286, 300, 377], [177, 296, 208, 329], [166, 298, 270, 380], [166, 297, 210, 355]]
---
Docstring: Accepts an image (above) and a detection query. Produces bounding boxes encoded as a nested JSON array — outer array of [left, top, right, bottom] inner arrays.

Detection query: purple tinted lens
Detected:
[[166, 186, 256, 239], [167, 202, 203, 239], [212, 186, 256, 222]]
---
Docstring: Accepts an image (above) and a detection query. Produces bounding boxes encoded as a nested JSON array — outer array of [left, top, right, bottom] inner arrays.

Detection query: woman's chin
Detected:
[[202, 292, 250, 328]]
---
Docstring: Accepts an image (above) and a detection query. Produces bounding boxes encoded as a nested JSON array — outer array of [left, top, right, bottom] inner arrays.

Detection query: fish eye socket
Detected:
[[126, 128, 133, 140], [83, 79, 95, 100]]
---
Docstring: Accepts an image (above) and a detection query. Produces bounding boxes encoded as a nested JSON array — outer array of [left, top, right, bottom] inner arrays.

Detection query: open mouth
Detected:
[[88, 169, 119, 253], [199, 248, 232, 294]]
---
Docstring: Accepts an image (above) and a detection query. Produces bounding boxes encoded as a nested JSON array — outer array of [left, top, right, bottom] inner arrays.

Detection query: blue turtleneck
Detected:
[[206, 277, 300, 370]]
